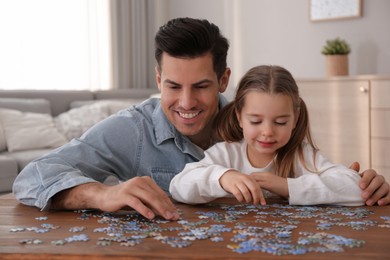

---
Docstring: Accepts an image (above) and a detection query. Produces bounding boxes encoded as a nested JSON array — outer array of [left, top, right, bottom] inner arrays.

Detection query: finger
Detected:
[[377, 195, 390, 206], [143, 176, 177, 208], [251, 187, 266, 206], [126, 196, 156, 220], [231, 187, 244, 203], [237, 183, 253, 204], [258, 189, 267, 206], [244, 179, 262, 205], [141, 177, 179, 220], [359, 169, 377, 190], [349, 161, 360, 172], [361, 174, 384, 200], [365, 182, 390, 206]]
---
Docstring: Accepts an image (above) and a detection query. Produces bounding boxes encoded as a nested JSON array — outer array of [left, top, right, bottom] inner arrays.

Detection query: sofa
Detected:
[[0, 88, 157, 192]]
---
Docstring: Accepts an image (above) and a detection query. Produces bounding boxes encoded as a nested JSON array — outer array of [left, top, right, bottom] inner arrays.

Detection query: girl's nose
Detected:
[[261, 123, 274, 137]]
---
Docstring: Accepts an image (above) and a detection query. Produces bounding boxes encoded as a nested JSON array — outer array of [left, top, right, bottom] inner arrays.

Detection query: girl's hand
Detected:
[[219, 170, 266, 205], [251, 172, 289, 198]]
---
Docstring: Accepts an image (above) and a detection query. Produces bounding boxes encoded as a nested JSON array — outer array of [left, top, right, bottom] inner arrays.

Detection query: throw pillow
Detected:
[[55, 100, 134, 140], [0, 108, 67, 152], [55, 102, 110, 140]]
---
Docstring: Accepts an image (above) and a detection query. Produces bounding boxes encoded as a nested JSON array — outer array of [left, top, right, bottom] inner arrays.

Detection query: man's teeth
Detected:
[[179, 112, 199, 119]]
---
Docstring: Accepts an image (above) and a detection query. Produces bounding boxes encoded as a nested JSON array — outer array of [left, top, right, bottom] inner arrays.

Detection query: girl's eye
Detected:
[[275, 121, 287, 126], [250, 121, 261, 125]]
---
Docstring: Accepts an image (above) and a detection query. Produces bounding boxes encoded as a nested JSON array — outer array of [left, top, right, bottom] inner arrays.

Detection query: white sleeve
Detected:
[[169, 143, 234, 204], [287, 144, 365, 206]]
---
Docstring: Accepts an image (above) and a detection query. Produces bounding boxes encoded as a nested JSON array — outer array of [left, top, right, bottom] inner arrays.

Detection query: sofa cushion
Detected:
[[0, 125, 6, 152], [0, 97, 51, 114], [0, 155, 18, 192], [0, 108, 67, 152], [0, 90, 94, 116], [5, 148, 54, 171]]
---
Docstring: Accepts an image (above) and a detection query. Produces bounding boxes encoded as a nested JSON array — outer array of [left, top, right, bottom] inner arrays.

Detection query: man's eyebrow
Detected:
[[164, 79, 180, 86], [193, 79, 213, 86]]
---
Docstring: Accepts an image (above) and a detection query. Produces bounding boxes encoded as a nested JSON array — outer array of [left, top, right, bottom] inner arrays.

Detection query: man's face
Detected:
[[155, 53, 230, 145]]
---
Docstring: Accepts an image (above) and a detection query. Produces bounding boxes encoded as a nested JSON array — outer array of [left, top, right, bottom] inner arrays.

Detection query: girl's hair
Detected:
[[213, 65, 318, 178]]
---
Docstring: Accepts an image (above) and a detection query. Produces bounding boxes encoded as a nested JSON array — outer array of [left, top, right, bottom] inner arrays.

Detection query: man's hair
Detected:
[[155, 17, 229, 80]]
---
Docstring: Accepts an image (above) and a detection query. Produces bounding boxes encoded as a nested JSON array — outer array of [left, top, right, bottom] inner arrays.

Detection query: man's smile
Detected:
[[178, 111, 201, 119]]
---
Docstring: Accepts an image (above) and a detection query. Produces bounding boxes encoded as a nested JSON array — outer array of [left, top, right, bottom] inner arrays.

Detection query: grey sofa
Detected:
[[0, 88, 157, 192]]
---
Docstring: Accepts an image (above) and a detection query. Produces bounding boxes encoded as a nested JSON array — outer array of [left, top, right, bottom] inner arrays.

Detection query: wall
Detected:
[[147, 0, 390, 100]]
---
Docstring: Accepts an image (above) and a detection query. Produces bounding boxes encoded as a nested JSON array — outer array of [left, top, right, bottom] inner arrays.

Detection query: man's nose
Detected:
[[179, 89, 197, 109]]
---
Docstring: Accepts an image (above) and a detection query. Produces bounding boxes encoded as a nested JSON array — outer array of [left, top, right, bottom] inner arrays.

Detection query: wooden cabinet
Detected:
[[296, 76, 390, 180], [370, 78, 390, 179]]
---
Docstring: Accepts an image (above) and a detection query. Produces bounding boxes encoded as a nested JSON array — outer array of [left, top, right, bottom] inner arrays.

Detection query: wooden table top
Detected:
[[1, 193, 390, 260]]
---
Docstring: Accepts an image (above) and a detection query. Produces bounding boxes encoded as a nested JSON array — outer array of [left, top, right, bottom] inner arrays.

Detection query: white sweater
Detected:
[[169, 140, 364, 206]]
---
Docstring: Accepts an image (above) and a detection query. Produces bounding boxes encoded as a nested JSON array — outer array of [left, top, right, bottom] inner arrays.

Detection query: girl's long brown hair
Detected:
[[213, 65, 318, 178]]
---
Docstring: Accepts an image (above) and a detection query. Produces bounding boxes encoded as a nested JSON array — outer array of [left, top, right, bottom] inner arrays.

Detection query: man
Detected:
[[13, 18, 390, 220]]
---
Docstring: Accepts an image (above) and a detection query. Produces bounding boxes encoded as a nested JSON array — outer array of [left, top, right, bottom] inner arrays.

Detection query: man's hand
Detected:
[[52, 176, 180, 220], [350, 162, 390, 206]]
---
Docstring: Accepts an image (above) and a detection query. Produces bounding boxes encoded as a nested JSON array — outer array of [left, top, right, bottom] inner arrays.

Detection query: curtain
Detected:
[[110, 0, 149, 89]]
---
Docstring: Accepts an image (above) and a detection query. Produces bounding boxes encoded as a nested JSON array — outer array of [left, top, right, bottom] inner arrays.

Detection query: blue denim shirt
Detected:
[[13, 97, 227, 210]]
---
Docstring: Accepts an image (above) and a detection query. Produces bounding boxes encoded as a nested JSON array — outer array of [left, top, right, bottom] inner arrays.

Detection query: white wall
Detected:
[[148, 0, 390, 100]]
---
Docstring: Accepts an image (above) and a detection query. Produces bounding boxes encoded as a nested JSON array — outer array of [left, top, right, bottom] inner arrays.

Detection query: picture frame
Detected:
[[310, 0, 362, 22]]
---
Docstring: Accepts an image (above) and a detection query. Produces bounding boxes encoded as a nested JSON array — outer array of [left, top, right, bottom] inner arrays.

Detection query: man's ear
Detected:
[[155, 66, 162, 91], [219, 68, 231, 93]]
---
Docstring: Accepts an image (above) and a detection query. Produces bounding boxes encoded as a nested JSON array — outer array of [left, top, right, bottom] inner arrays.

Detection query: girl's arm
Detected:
[[169, 141, 267, 205], [169, 142, 238, 204], [169, 160, 231, 204], [287, 143, 365, 206]]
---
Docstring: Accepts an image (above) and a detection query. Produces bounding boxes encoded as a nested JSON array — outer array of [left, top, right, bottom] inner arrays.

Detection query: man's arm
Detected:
[[52, 177, 179, 220], [350, 162, 390, 206]]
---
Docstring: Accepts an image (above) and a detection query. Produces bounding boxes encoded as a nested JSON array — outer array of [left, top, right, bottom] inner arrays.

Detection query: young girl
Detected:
[[169, 65, 364, 206]]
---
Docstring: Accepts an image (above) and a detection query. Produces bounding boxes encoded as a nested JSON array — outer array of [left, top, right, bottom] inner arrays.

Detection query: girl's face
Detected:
[[236, 91, 298, 167]]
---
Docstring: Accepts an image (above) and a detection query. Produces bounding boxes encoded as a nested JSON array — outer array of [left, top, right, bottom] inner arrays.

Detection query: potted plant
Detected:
[[321, 37, 351, 77]]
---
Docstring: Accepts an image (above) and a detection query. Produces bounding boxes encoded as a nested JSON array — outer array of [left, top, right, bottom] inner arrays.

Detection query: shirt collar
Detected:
[[153, 102, 176, 145]]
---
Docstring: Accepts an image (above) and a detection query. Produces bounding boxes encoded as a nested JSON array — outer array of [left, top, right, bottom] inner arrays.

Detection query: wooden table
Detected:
[[1, 193, 390, 260]]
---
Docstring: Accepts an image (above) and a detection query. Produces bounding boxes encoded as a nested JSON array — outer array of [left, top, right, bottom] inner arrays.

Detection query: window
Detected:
[[0, 0, 112, 90]]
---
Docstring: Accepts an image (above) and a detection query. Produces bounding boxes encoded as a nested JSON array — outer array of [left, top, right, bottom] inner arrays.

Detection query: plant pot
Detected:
[[325, 54, 349, 77]]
